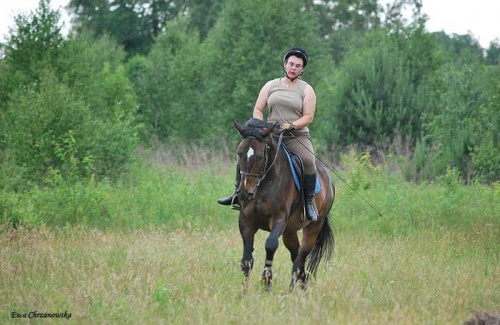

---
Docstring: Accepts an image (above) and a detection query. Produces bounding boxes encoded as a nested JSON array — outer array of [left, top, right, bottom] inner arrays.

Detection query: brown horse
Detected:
[[232, 118, 335, 291]]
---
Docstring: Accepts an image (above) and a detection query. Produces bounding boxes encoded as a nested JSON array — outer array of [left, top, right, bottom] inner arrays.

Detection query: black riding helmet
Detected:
[[283, 47, 308, 68]]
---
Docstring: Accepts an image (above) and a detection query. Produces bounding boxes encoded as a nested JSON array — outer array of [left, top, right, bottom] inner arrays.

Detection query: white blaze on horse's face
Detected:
[[247, 146, 255, 164], [244, 146, 255, 189]]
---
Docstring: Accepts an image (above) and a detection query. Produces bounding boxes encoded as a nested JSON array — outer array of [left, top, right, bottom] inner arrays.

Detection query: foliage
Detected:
[[1, 0, 500, 186], [1, 73, 93, 189], [67, 0, 225, 56], [185, 0, 226, 40], [485, 40, 500, 65], [340, 148, 380, 191], [434, 31, 484, 62], [128, 20, 202, 140], [323, 31, 433, 147], [470, 64, 500, 183], [0, 2, 139, 190], [0, 0, 64, 105], [420, 56, 481, 183], [68, 0, 169, 56]]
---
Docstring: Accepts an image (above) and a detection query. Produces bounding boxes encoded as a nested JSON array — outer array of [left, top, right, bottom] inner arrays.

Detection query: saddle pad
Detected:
[[281, 144, 321, 194]]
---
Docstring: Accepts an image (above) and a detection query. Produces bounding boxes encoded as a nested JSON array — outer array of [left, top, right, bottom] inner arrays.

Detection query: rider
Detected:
[[217, 47, 319, 221]]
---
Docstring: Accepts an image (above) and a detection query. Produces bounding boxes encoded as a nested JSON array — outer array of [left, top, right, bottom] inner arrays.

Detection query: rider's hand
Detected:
[[280, 122, 295, 133]]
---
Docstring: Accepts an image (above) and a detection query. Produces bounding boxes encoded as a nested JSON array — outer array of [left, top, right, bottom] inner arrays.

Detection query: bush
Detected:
[[1, 72, 93, 189]]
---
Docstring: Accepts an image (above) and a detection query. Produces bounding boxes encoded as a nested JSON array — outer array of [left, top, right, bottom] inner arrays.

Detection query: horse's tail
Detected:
[[306, 214, 334, 279]]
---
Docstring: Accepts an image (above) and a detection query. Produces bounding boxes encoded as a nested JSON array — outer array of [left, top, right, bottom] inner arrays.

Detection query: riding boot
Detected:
[[303, 174, 318, 221], [217, 166, 240, 207]]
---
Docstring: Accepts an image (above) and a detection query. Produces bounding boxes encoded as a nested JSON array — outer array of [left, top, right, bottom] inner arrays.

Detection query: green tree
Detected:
[[312, 0, 382, 64], [68, 0, 189, 56], [433, 31, 483, 62], [185, 0, 225, 41], [127, 19, 202, 140], [485, 39, 500, 65], [469, 63, 500, 183], [0, 2, 139, 188], [1, 72, 93, 189], [323, 31, 434, 148], [0, 0, 64, 103], [420, 55, 483, 183]]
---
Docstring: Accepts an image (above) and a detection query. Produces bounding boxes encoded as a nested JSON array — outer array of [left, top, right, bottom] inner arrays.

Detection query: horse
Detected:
[[232, 118, 335, 292]]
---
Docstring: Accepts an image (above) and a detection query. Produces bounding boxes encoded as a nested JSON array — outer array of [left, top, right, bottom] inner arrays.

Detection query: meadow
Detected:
[[0, 146, 499, 324]]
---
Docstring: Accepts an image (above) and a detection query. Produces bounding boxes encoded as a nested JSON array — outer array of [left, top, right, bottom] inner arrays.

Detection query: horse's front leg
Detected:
[[261, 217, 286, 292], [239, 214, 256, 293]]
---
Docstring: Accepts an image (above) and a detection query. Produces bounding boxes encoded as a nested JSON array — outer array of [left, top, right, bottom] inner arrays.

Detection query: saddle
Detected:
[[281, 144, 321, 194]]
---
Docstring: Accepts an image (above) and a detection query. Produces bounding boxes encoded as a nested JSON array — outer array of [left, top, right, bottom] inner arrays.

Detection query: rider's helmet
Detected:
[[283, 47, 308, 68]]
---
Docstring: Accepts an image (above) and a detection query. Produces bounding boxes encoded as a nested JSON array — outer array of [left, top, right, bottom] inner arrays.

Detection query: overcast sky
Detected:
[[1, 0, 499, 48]]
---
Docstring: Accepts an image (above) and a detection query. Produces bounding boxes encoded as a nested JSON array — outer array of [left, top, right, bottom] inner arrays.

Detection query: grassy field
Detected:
[[0, 149, 499, 324]]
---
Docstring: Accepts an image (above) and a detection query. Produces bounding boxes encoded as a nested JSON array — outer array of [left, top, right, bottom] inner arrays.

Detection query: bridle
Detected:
[[239, 132, 284, 187]]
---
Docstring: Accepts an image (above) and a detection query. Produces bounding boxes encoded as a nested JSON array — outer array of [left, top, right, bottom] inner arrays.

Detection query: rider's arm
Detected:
[[253, 81, 271, 120], [291, 84, 316, 129]]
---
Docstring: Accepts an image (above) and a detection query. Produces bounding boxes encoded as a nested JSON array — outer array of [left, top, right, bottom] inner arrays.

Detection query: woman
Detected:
[[218, 47, 319, 221]]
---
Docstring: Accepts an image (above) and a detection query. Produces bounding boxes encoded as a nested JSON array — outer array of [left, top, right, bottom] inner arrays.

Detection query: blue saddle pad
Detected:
[[281, 144, 321, 194]]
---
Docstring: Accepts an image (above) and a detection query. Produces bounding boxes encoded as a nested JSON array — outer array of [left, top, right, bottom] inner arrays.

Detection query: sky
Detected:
[[0, 0, 499, 48]]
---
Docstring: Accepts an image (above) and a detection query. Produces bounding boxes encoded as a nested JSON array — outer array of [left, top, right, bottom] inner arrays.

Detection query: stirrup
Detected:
[[230, 193, 240, 210]]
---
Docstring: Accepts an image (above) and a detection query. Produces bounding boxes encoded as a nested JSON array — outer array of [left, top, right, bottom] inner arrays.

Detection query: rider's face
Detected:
[[284, 56, 304, 79]]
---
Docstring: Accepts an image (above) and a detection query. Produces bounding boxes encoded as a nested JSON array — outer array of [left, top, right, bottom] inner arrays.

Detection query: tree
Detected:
[[184, 0, 225, 41], [471, 64, 500, 183], [68, 0, 190, 56], [312, 0, 382, 64], [0, 0, 65, 103], [127, 19, 202, 140], [433, 31, 484, 62], [323, 31, 434, 148], [418, 51, 496, 183], [1, 72, 94, 188], [0, 2, 139, 188], [485, 39, 500, 65]]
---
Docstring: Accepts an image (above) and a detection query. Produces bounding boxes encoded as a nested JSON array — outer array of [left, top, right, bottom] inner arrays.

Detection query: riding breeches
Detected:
[[279, 133, 316, 175]]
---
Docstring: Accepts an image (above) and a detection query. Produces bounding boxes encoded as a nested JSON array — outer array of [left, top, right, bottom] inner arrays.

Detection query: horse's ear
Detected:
[[232, 119, 246, 136], [259, 121, 278, 138]]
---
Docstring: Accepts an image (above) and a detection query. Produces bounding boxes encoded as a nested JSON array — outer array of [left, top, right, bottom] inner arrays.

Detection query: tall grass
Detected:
[[0, 144, 499, 323], [0, 223, 497, 323], [0, 143, 237, 230]]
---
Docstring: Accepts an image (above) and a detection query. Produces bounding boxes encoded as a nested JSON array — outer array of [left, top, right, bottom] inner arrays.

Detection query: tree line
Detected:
[[0, 0, 499, 190]]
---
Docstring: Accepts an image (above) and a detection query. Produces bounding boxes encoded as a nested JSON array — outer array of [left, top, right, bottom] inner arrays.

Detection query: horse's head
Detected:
[[233, 119, 277, 201]]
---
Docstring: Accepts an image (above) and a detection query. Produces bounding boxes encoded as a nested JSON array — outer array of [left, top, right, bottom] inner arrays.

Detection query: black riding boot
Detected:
[[303, 174, 319, 221], [217, 167, 240, 206]]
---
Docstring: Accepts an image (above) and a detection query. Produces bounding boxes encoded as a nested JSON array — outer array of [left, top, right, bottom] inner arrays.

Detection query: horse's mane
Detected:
[[240, 118, 277, 140]]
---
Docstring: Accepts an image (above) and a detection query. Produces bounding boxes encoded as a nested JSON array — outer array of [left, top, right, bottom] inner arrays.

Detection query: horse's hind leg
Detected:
[[261, 218, 286, 292], [239, 215, 256, 293], [283, 230, 299, 264], [290, 230, 317, 290]]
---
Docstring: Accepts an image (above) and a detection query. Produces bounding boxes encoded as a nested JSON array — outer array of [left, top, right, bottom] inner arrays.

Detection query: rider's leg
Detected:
[[303, 174, 318, 221], [217, 165, 240, 206], [285, 135, 318, 221]]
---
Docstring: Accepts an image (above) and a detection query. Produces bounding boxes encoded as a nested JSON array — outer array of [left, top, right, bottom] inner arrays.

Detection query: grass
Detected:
[[0, 221, 498, 324], [0, 147, 499, 323]]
